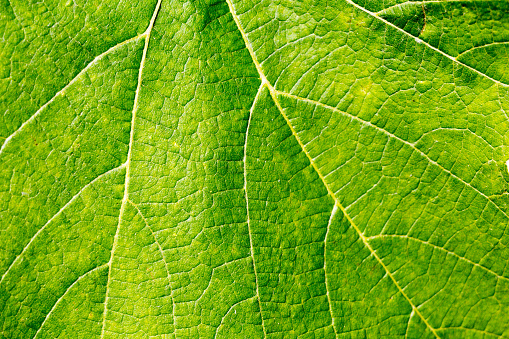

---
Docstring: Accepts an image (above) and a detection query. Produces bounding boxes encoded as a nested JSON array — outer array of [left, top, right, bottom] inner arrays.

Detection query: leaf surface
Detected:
[[1, 0, 509, 338]]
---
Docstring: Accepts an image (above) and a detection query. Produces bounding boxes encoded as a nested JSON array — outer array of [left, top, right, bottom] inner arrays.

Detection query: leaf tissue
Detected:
[[1, 0, 509, 338]]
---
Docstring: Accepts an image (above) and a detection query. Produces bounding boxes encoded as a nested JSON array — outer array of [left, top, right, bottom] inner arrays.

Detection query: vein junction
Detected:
[[0, 33, 146, 155], [225, 0, 440, 337]]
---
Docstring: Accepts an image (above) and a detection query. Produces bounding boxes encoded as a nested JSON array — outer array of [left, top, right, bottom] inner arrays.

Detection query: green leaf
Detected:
[[1, 0, 509, 338]]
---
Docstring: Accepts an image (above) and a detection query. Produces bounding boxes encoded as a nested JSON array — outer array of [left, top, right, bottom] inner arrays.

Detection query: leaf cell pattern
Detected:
[[1, 0, 509, 338]]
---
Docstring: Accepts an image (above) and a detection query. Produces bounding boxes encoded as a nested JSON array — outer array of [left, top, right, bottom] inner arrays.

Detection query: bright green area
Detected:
[[1, 0, 509, 338]]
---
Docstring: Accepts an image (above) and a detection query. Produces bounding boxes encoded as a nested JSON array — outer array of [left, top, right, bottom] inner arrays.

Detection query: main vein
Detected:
[[243, 82, 268, 338], [225, 1, 440, 337], [100, 0, 162, 337], [324, 204, 339, 336]]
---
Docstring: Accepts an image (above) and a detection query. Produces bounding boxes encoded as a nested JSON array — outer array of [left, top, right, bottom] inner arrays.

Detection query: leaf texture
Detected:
[[1, 0, 509, 338]]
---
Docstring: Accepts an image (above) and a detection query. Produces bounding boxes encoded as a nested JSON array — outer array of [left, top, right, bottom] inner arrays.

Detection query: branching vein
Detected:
[[344, 0, 508, 87], [33, 264, 109, 339], [376, 0, 490, 15], [456, 42, 509, 59], [0, 33, 146, 155], [277, 91, 509, 224], [0, 163, 126, 285], [100, 0, 162, 336], [243, 82, 268, 339], [367, 234, 509, 282], [226, 1, 440, 337], [128, 199, 175, 321]]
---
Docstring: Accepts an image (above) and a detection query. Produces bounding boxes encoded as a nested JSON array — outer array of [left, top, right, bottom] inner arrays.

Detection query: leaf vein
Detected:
[[277, 91, 509, 224], [100, 0, 163, 336], [0, 163, 126, 285], [226, 1, 439, 337], [368, 234, 509, 282], [128, 199, 175, 322], [376, 0, 492, 15], [213, 296, 258, 339], [33, 264, 109, 339], [273, 86, 440, 338], [456, 41, 509, 59], [0, 33, 146, 155], [242, 82, 268, 339], [344, 0, 508, 87], [324, 204, 339, 338]]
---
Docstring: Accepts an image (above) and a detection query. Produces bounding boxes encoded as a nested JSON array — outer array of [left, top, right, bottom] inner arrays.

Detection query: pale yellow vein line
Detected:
[[242, 82, 268, 338], [456, 42, 509, 59], [225, 0, 268, 86], [100, 0, 162, 337], [344, 0, 508, 87], [276, 91, 509, 223], [0, 33, 146, 155], [226, 0, 269, 335], [0, 163, 126, 285], [100, 180, 126, 338], [225, 1, 440, 337], [33, 264, 109, 339], [271, 84, 440, 339], [367, 234, 509, 282], [128, 199, 175, 325], [405, 310, 415, 338], [271, 85, 439, 339], [324, 204, 339, 338]]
